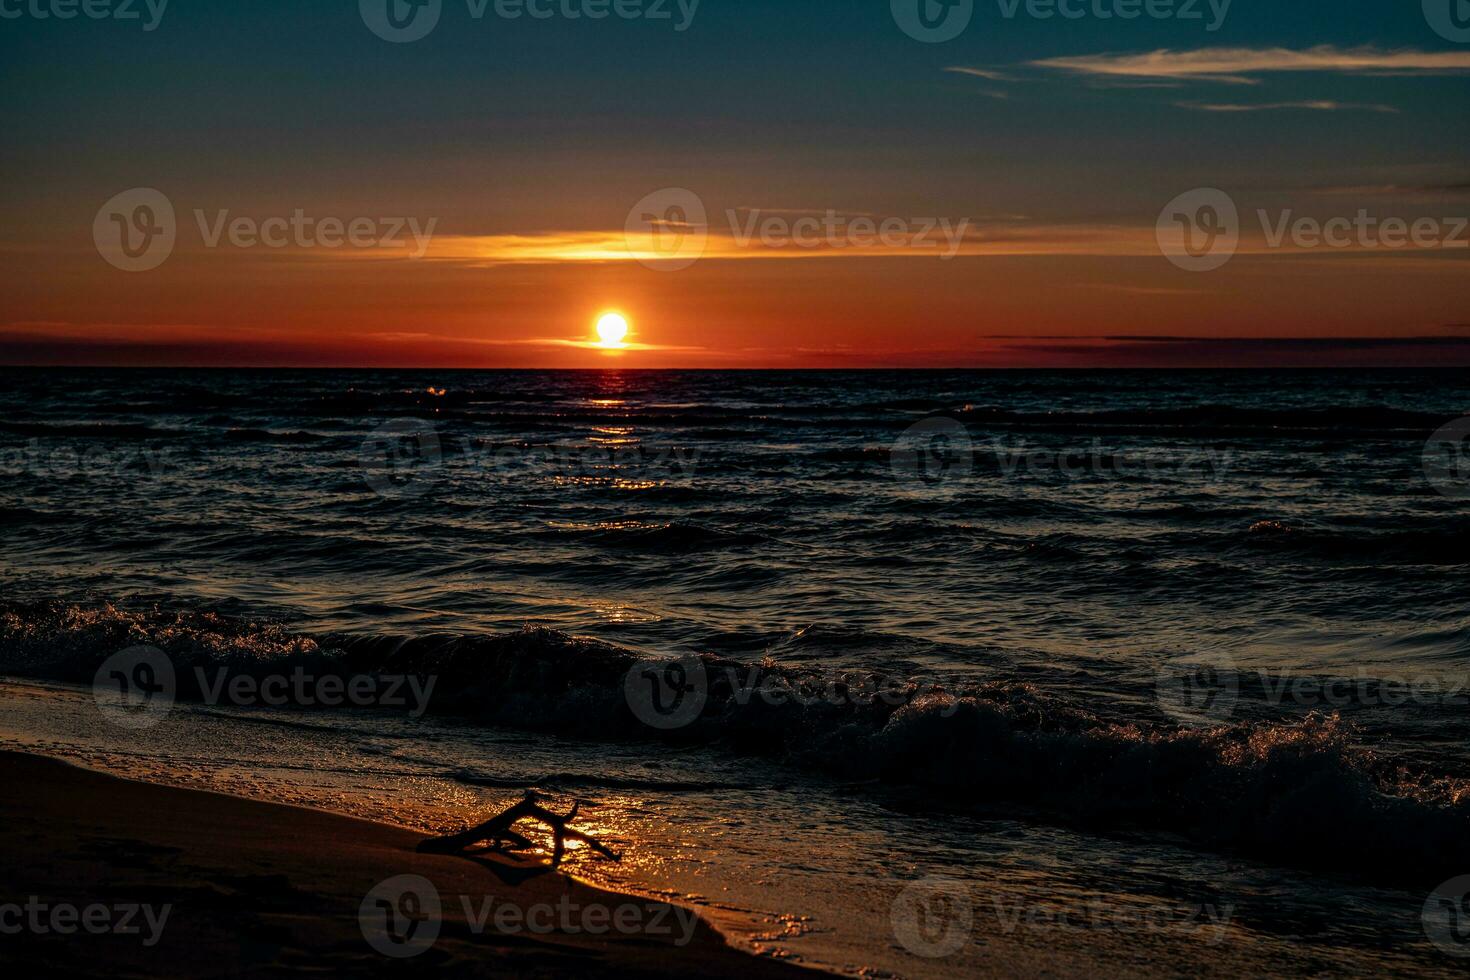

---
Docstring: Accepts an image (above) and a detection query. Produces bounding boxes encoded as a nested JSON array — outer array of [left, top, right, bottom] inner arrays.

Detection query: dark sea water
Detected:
[[2, 369, 1470, 976]]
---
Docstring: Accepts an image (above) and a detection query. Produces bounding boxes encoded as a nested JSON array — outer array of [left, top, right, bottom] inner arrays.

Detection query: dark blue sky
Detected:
[[5, 1, 1466, 230]]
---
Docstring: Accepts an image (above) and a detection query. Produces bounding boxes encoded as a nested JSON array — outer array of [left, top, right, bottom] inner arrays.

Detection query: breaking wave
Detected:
[[3, 600, 1466, 886]]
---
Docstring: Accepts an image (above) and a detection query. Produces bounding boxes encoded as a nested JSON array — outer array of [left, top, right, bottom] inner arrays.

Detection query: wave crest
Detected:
[[3, 600, 1465, 885]]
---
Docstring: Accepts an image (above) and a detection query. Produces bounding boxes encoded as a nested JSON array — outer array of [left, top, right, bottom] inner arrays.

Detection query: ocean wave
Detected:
[[0, 506, 70, 526], [1235, 523, 1470, 565], [951, 404, 1450, 438], [0, 420, 183, 440], [450, 771, 749, 793], [3, 601, 1467, 886], [220, 428, 330, 445], [535, 521, 768, 553]]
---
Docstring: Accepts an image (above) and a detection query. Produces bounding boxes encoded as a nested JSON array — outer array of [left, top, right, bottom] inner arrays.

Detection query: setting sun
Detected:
[[595, 313, 630, 349]]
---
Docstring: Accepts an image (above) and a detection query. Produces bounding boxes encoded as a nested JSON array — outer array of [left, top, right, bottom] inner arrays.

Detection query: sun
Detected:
[[595, 312, 630, 349]]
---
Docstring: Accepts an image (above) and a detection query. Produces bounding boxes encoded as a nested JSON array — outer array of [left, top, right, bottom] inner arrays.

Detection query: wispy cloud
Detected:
[[1086, 80, 1185, 90], [397, 225, 1164, 266], [375, 219, 1470, 268], [984, 335, 1470, 369], [1032, 46, 1470, 85], [944, 66, 1015, 82], [731, 207, 876, 218], [1308, 181, 1470, 199], [1177, 100, 1399, 113], [464, 337, 706, 352], [1072, 283, 1210, 296], [944, 67, 1014, 99]]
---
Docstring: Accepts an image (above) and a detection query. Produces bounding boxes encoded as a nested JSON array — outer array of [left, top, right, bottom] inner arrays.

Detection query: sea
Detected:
[[1, 368, 1468, 976]]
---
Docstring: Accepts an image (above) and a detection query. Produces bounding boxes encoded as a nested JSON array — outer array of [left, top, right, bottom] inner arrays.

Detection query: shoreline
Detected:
[[0, 750, 818, 978]]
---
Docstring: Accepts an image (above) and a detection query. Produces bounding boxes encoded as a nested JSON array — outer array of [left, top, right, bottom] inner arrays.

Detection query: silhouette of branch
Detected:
[[417, 791, 621, 866]]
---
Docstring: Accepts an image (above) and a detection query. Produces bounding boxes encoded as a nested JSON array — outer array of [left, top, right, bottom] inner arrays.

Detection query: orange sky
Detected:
[[4, 226, 1468, 367]]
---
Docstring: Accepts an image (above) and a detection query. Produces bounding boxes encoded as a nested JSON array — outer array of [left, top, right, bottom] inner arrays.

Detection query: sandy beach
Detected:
[[0, 750, 811, 978]]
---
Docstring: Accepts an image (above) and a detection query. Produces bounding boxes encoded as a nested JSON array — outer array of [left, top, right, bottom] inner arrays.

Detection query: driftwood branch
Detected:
[[417, 791, 621, 866]]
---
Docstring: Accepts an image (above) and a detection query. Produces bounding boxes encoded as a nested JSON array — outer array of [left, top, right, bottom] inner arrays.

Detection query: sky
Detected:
[[1, 0, 1468, 367]]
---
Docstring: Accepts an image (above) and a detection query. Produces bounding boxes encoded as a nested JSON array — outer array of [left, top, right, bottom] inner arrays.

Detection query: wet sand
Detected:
[[0, 751, 813, 978]]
